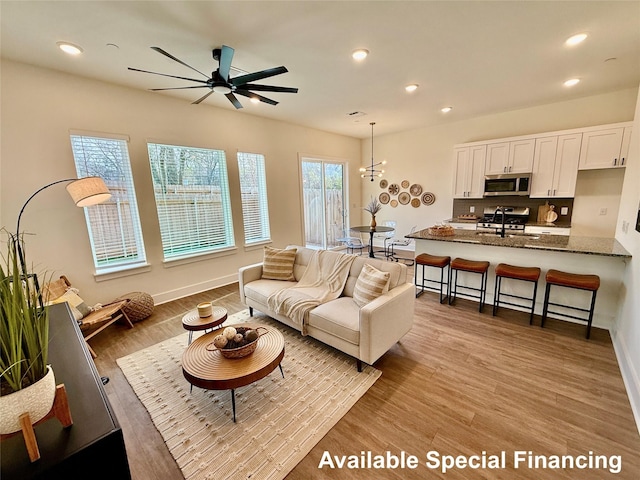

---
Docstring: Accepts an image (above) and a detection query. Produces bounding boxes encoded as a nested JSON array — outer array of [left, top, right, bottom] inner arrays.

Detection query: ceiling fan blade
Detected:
[[235, 89, 279, 106], [150, 86, 211, 91], [225, 92, 243, 109], [218, 45, 234, 81], [192, 90, 215, 105], [231, 66, 288, 86], [240, 83, 299, 93], [151, 46, 209, 78], [128, 67, 209, 84]]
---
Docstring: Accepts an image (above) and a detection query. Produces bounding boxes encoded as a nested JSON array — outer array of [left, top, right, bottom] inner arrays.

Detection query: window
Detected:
[[237, 152, 271, 245], [147, 142, 234, 260], [70, 133, 147, 272]]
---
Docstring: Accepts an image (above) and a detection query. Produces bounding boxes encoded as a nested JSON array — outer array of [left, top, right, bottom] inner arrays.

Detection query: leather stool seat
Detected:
[[493, 263, 541, 324], [450, 258, 490, 274], [416, 253, 451, 268], [415, 253, 451, 303], [495, 264, 541, 282], [542, 269, 600, 339], [449, 258, 490, 312], [546, 269, 600, 291]]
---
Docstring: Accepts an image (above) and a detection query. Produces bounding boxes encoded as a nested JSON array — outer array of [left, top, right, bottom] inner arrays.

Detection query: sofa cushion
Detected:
[[262, 246, 297, 281], [307, 297, 360, 345], [244, 279, 297, 306], [343, 257, 405, 297], [352, 263, 390, 307]]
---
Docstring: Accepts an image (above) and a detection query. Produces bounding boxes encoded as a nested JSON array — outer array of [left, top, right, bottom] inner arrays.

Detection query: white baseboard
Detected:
[[611, 329, 640, 435], [152, 273, 238, 306]]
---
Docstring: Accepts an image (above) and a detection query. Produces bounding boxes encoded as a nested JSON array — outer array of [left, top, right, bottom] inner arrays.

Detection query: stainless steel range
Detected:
[[478, 206, 530, 235]]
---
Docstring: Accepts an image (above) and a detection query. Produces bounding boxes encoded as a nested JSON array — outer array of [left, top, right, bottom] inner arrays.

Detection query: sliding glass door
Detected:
[[301, 158, 347, 249]]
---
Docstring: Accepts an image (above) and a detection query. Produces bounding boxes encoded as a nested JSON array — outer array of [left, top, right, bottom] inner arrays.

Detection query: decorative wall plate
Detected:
[[379, 192, 390, 204], [388, 183, 399, 195], [421, 192, 436, 205], [390, 199, 398, 208], [410, 184, 422, 196], [401, 180, 410, 189], [379, 179, 388, 189], [411, 198, 421, 208], [398, 192, 411, 205]]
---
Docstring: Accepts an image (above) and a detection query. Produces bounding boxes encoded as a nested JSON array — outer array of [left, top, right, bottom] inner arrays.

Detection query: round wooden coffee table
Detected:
[[182, 306, 227, 345], [182, 323, 285, 422]]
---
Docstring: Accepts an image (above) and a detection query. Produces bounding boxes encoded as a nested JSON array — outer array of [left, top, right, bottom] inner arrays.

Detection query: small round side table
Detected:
[[182, 306, 227, 345]]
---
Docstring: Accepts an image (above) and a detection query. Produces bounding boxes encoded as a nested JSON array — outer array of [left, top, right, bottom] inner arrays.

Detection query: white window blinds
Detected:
[[147, 143, 235, 259], [69, 134, 147, 271], [237, 152, 271, 245]]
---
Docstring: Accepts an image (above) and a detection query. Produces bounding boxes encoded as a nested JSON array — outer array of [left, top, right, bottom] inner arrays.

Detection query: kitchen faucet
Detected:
[[493, 206, 507, 238]]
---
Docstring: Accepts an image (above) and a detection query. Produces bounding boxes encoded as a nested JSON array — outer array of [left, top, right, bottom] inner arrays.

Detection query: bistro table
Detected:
[[350, 225, 395, 258]]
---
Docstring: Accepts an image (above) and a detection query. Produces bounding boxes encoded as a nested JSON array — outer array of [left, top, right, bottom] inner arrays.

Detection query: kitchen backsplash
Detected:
[[452, 197, 574, 224]]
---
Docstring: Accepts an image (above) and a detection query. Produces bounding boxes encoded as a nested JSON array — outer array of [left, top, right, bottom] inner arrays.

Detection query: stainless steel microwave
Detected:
[[483, 174, 531, 196]]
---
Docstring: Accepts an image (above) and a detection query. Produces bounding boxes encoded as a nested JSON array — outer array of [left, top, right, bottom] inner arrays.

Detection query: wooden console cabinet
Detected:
[[1, 303, 131, 479]]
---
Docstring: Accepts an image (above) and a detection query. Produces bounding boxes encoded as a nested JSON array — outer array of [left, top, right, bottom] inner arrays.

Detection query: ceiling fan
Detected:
[[128, 45, 298, 109]]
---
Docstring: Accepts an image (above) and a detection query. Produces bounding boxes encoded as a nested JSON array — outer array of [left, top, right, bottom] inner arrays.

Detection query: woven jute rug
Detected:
[[117, 309, 381, 480]]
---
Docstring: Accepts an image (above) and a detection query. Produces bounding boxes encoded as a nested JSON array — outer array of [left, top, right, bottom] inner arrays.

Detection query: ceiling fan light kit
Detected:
[[129, 45, 298, 109]]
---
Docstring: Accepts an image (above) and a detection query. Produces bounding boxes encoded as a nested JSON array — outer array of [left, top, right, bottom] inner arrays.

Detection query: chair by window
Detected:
[[373, 220, 396, 257], [333, 225, 366, 255]]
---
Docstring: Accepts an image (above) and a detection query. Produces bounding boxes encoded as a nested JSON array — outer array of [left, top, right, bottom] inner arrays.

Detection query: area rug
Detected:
[[117, 310, 381, 480]]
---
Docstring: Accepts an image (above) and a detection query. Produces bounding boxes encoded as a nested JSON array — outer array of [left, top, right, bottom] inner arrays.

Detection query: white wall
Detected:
[[612, 85, 640, 433], [362, 88, 638, 242], [0, 60, 361, 304]]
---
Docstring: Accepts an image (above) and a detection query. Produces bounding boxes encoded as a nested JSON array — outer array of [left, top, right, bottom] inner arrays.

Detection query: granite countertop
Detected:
[[407, 228, 632, 258]]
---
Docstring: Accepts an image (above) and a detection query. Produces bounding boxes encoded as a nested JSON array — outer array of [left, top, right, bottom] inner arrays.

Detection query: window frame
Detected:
[[69, 131, 147, 275], [237, 151, 271, 247]]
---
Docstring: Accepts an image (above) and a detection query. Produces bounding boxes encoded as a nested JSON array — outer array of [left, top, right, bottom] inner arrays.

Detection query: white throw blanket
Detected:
[[267, 250, 355, 334]]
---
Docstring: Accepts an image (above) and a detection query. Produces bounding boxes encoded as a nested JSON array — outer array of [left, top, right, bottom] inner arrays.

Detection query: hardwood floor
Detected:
[[92, 282, 640, 479]]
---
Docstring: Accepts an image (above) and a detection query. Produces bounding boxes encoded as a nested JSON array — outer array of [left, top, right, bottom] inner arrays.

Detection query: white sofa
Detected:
[[238, 246, 415, 370]]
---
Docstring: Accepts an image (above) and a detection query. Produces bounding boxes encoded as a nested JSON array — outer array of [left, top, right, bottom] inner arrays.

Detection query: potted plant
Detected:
[[364, 196, 383, 229], [0, 233, 55, 435]]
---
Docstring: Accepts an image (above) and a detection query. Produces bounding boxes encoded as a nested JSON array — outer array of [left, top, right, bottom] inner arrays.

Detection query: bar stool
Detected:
[[542, 269, 600, 339], [449, 258, 490, 312], [493, 263, 541, 324], [415, 253, 451, 303]]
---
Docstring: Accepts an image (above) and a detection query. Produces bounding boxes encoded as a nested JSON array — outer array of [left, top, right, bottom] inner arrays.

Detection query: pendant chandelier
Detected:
[[359, 122, 386, 181]]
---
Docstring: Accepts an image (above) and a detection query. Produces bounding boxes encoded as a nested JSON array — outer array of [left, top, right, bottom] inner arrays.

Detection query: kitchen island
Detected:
[[407, 228, 631, 330]]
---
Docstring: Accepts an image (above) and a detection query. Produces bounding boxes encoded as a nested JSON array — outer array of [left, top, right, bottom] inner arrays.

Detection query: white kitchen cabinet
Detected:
[[485, 139, 535, 175], [578, 126, 632, 170], [530, 133, 581, 198], [453, 145, 486, 199], [525, 225, 571, 236], [447, 222, 478, 231]]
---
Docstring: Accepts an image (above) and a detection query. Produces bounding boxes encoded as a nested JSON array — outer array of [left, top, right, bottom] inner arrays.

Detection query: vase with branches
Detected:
[[364, 196, 383, 229]]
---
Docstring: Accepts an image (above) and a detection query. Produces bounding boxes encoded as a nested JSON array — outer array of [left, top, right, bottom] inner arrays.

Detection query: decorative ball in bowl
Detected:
[[206, 326, 266, 359]]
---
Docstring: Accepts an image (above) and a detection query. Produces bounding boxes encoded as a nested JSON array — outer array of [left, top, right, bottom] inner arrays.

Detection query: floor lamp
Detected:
[[14, 176, 112, 290]]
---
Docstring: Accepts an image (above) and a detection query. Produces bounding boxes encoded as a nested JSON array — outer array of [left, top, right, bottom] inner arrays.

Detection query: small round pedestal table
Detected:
[[182, 306, 227, 345]]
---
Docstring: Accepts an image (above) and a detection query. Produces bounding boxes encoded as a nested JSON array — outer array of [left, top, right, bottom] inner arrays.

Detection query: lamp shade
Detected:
[[65, 176, 111, 207]]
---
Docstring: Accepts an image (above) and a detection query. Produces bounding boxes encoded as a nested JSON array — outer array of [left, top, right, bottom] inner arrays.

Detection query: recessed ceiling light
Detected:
[[57, 42, 83, 55], [250, 97, 260, 104], [565, 33, 588, 46], [563, 78, 580, 87], [441, 106, 453, 113], [352, 49, 369, 61], [405, 84, 419, 92]]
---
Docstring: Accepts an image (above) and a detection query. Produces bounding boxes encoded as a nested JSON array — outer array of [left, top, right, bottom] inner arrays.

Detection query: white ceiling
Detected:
[[1, 1, 639, 138]]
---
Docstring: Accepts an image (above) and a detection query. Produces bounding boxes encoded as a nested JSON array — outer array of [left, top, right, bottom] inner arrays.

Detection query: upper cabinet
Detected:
[[578, 126, 632, 170], [485, 139, 535, 175], [530, 133, 582, 198], [453, 145, 486, 199]]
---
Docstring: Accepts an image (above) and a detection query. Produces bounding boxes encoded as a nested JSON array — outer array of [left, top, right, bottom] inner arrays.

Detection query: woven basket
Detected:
[[114, 291, 154, 322], [206, 327, 268, 359]]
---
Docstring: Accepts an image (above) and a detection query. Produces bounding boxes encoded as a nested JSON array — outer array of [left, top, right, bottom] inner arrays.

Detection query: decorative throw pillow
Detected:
[[353, 263, 390, 307], [50, 290, 92, 318], [262, 246, 297, 281]]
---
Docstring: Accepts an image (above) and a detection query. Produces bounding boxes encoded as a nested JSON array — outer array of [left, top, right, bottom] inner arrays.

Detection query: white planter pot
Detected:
[[0, 365, 56, 434]]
